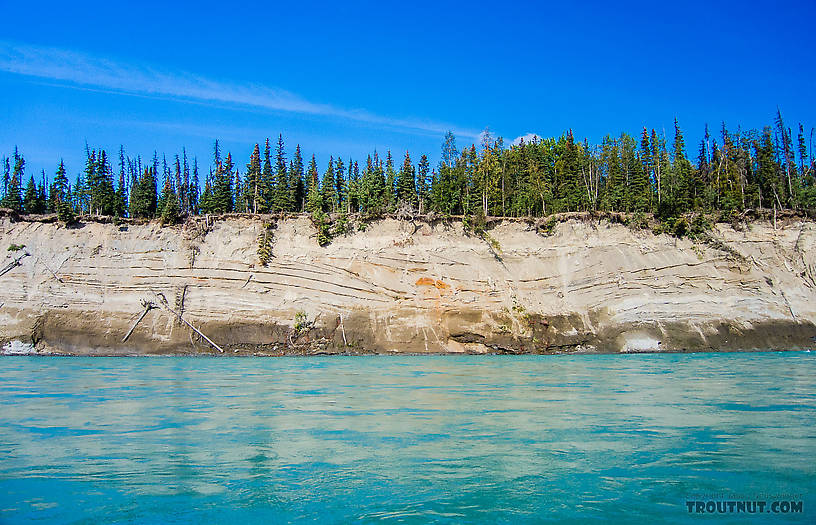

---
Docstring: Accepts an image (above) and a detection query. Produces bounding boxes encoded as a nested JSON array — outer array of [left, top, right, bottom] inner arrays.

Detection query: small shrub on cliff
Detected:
[[257, 222, 274, 266], [671, 217, 688, 238], [689, 214, 712, 238], [310, 210, 332, 246], [539, 216, 558, 236], [333, 213, 352, 236], [626, 212, 650, 231], [294, 311, 309, 332], [8, 243, 25, 252]]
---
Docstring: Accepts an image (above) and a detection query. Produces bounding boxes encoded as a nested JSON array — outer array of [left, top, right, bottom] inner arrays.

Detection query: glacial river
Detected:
[[0, 353, 814, 523]]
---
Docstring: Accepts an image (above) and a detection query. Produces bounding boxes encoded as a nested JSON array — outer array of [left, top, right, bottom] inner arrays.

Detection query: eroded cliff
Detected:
[[1, 214, 815, 355]]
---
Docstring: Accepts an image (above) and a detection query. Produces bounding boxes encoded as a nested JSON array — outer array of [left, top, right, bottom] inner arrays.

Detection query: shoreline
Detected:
[[3, 345, 812, 357]]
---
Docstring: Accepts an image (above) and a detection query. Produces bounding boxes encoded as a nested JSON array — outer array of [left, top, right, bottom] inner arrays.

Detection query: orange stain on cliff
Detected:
[[415, 277, 451, 292]]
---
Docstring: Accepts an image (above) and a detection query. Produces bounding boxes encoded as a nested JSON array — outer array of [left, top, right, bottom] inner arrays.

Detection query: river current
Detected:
[[0, 352, 813, 523]]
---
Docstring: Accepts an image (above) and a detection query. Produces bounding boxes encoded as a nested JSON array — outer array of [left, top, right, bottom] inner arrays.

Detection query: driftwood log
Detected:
[[122, 300, 155, 343], [0, 252, 30, 278], [155, 292, 224, 353]]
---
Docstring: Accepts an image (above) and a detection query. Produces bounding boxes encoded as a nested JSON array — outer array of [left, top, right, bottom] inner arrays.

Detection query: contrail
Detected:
[[0, 41, 480, 139]]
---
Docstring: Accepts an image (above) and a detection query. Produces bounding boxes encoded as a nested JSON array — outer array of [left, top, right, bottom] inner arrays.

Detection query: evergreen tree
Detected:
[[50, 160, 74, 222], [384, 150, 396, 210], [1, 156, 9, 199], [290, 145, 305, 212], [188, 158, 200, 215], [274, 134, 288, 211], [417, 154, 430, 213], [321, 156, 336, 212], [211, 148, 234, 213], [23, 175, 39, 213], [246, 143, 262, 213], [129, 167, 158, 218], [335, 157, 346, 212], [306, 154, 322, 213], [234, 168, 246, 213], [1, 147, 24, 211], [395, 151, 416, 208], [159, 169, 180, 224], [261, 138, 273, 212]]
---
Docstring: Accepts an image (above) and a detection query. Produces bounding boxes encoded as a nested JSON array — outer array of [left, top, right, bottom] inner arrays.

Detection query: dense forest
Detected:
[[2, 110, 814, 233]]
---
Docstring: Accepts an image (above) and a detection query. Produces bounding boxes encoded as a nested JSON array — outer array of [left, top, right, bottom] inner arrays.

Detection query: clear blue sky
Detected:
[[1, 0, 814, 181]]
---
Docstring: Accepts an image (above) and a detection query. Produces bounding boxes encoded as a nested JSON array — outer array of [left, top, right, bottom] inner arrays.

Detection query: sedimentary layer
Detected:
[[1, 215, 815, 355]]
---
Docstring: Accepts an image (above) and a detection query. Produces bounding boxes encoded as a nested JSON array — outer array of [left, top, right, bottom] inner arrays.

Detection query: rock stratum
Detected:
[[1, 214, 815, 355]]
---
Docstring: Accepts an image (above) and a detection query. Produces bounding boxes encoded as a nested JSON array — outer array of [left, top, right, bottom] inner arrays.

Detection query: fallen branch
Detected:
[[0, 252, 30, 277], [35, 256, 64, 283], [155, 292, 224, 353], [122, 300, 155, 343]]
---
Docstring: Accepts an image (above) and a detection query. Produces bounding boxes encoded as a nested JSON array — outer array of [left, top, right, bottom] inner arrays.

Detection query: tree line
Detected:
[[2, 110, 814, 225]]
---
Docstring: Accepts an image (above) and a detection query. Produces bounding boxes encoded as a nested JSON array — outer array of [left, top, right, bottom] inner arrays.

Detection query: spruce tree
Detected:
[[417, 154, 430, 213], [261, 138, 273, 212], [246, 143, 262, 213], [1, 147, 24, 211], [306, 155, 322, 213], [188, 158, 200, 215], [384, 150, 396, 210], [290, 145, 305, 212], [1, 156, 9, 199], [23, 175, 38, 214], [396, 151, 416, 208], [159, 170, 180, 224], [274, 134, 288, 211], [335, 157, 346, 212], [321, 156, 336, 212], [51, 160, 74, 222], [212, 150, 234, 213]]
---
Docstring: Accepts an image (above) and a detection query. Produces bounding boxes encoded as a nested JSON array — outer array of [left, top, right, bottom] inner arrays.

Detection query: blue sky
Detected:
[[1, 0, 814, 180]]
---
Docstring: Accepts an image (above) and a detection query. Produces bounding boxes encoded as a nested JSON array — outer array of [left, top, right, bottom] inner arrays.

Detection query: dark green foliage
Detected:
[[290, 145, 305, 213], [395, 151, 416, 208], [245, 143, 262, 213], [49, 160, 75, 223], [384, 151, 396, 211], [335, 157, 346, 213], [688, 214, 712, 237], [260, 139, 273, 212], [257, 222, 274, 265], [1, 147, 23, 211], [22, 175, 41, 214], [321, 156, 336, 212], [211, 149, 235, 214], [310, 209, 331, 246], [129, 167, 158, 218], [416, 154, 430, 213], [333, 212, 351, 236], [306, 155, 322, 214], [83, 148, 117, 216], [274, 134, 289, 211], [159, 170, 180, 225], [7, 111, 814, 225], [671, 217, 688, 238]]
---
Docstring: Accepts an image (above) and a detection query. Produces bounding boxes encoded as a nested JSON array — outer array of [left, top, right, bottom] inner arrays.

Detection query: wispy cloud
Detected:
[[512, 132, 541, 146], [0, 41, 480, 139]]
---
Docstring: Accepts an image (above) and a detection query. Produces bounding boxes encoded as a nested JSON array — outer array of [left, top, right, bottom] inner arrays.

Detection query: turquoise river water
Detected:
[[0, 352, 814, 523]]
